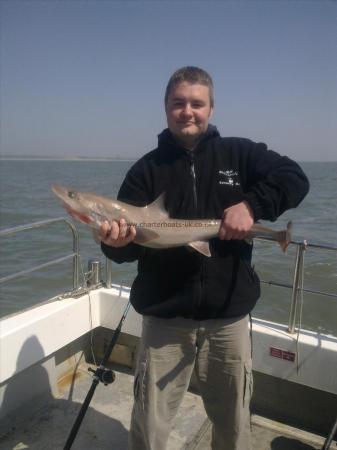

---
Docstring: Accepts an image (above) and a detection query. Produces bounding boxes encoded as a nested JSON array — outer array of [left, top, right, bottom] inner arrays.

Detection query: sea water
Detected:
[[0, 160, 336, 334]]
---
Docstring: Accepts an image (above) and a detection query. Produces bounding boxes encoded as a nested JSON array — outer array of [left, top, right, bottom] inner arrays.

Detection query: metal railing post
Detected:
[[288, 241, 306, 334], [105, 258, 112, 288], [71, 224, 80, 291]]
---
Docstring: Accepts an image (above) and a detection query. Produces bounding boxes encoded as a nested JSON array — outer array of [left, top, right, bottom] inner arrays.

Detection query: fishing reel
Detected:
[[88, 365, 116, 385]]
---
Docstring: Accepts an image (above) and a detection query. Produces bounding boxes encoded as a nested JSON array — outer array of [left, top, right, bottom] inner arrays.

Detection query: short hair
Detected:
[[164, 66, 214, 108]]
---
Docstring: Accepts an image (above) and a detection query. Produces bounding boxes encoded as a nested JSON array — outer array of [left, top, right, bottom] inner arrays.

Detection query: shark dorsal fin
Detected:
[[143, 192, 169, 220]]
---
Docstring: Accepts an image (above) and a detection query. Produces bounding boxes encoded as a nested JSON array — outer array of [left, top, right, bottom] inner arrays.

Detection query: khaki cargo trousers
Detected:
[[128, 315, 253, 450]]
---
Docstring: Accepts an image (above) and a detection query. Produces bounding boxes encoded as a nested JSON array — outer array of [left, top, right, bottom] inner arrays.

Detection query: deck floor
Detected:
[[0, 364, 329, 450]]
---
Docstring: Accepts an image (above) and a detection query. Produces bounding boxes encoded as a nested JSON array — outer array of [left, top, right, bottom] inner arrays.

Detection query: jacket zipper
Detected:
[[190, 157, 198, 211], [189, 154, 203, 310]]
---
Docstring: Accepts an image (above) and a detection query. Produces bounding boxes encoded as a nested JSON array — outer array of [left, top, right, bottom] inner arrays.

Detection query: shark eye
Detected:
[[68, 191, 77, 199]]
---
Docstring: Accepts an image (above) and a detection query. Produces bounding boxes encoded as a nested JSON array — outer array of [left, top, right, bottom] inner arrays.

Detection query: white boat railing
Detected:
[[0, 217, 81, 291], [255, 237, 337, 333], [0, 219, 336, 334]]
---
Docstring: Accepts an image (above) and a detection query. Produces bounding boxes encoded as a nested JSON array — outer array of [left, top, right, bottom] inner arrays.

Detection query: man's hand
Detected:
[[219, 201, 254, 241], [97, 218, 136, 247]]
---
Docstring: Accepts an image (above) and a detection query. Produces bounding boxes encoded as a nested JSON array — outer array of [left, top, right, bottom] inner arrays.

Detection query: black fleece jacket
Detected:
[[101, 126, 309, 319]]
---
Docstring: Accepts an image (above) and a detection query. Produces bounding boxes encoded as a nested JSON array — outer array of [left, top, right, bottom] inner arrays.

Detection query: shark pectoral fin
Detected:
[[134, 229, 161, 244], [188, 241, 211, 257]]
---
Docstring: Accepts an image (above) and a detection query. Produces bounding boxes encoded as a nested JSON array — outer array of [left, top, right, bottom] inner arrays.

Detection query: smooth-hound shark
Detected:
[[52, 185, 292, 257]]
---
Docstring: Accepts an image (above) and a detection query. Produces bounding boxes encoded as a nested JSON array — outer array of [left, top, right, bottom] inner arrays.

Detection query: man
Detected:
[[99, 67, 309, 450]]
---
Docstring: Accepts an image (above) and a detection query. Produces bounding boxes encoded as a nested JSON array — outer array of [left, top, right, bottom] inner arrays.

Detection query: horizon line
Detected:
[[1, 156, 336, 163]]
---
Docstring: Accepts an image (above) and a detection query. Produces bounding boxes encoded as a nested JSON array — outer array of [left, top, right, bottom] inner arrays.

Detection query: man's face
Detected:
[[165, 82, 213, 149]]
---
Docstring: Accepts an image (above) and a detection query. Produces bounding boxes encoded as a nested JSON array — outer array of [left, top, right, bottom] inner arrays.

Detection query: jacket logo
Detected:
[[218, 170, 240, 187]]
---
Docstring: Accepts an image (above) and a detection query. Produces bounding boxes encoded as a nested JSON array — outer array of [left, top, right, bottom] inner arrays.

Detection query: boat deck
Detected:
[[0, 363, 328, 450]]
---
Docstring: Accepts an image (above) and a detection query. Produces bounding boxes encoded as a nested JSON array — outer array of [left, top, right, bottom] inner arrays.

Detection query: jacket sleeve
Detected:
[[241, 140, 310, 222], [101, 158, 152, 264]]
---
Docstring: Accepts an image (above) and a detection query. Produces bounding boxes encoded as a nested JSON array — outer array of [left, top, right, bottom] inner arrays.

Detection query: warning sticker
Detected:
[[270, 347, 296, 362]]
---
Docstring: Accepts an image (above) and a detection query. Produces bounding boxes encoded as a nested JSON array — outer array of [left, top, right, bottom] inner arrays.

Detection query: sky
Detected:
[[0, 0, 336, 161]]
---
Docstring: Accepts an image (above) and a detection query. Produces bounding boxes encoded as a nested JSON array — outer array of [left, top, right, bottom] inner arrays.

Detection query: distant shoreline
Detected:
[[0, 156, 137, 162]]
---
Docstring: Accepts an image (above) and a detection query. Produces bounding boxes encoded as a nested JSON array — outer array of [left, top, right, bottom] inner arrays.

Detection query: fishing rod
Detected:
[[63, 301, 131, 450], [321, 417, 337, 450]]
